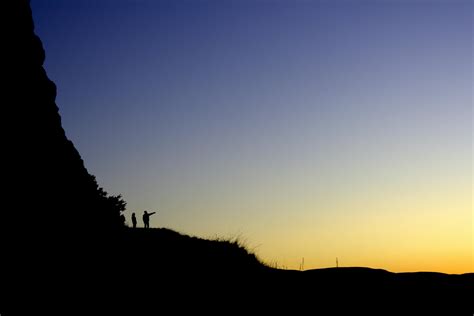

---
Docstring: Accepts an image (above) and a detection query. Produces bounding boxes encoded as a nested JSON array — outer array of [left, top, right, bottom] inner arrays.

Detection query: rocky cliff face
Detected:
[[2, 1, 122, 307], [4, 0, 122, 239]]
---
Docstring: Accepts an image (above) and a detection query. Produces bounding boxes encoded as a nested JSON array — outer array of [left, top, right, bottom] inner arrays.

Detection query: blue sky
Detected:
[[31, 0, 472, 272]]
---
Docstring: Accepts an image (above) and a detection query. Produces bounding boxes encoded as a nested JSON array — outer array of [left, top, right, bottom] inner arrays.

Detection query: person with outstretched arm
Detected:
[[142, 210, 156, 228]]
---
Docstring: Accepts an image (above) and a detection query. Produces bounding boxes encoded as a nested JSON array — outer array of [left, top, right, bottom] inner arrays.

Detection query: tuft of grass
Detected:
[[262, 259, 289, 270], [208, 233, 266, 267]]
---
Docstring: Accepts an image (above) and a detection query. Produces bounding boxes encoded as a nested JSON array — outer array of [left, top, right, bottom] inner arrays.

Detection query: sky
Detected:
[[31, 0, 472, 273]]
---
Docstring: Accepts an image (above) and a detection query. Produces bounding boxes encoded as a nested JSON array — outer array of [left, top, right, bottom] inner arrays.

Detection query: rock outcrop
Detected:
[[2, 1, 123, 310]]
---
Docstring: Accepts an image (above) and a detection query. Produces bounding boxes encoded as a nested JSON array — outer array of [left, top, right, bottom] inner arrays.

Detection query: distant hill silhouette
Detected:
[[2, 1, 472, 315]]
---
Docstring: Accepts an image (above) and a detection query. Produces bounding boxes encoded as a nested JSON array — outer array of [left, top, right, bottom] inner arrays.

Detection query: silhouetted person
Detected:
[[120, 213, 126, 227], [131, 212, 137, 228], [143, 211, 156, 228]]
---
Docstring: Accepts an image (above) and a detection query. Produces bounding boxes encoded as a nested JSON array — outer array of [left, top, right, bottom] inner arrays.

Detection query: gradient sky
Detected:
[[31, 0, 472, 273]]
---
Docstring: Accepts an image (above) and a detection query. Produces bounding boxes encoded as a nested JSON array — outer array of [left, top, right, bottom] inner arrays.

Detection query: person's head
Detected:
[[132, 212, 135, 216], [144, 211, 148, 215]]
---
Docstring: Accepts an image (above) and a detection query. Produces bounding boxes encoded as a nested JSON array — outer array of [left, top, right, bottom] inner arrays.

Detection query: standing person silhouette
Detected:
[[131, 213, 137, 228], [143, 211, 156, 228]]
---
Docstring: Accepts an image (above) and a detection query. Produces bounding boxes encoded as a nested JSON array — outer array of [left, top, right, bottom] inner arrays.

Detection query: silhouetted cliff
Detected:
[[5, 0, 127, 235], [2, 1, 124, 311]]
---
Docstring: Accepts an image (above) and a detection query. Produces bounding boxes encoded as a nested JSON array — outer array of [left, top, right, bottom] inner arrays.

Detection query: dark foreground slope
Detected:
[[3, 226, 473, 314], [116, 230, 474, 314], [115, 228, 474, 314], [4, 224, 472, 314], [50, 227, 467, 314]]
